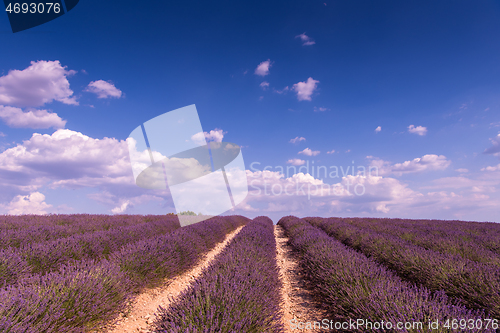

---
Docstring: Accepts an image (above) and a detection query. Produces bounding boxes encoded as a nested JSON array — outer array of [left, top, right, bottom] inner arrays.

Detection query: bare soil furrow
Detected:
[[274, 224, 329, 333]]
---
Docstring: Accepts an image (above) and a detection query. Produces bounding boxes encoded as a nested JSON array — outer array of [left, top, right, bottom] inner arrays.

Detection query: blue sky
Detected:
[[0, 0, 500, 222]]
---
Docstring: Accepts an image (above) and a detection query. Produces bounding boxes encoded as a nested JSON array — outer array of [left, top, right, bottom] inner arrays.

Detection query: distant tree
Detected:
[[179, 211, 196, 216]]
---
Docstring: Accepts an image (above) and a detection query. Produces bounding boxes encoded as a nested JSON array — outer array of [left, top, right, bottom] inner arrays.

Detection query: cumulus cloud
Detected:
[[313, 106, 329, 112], [456, 168, 469, 173], [286, 158, 306, 166], [481, 164, 500, 172], [292, 77, 319, 101], [111, 200, 130, 214], [327, 150, 335, 154], [295, 32, 316, 46], [85, 80, 123, 99], [369, 154, 451, 176], [408, 125, 427, 136], [0, 129, 132, 181], [238, 166, 500, 222], [241, 169, 422, 218], [0, 128, 174, 213], [259, 81, 270, 90], [484, 133, 500, 155], [375, 126, 382, 133], [0, 60, 77, 107], [191, 128, 226, 145], [298, 148, 320, 156], [289, 136, 306, 144], [0, 129, 139, 206], [254, 59, 272, 76], [7, 192, 52, 215], [0, 105, 66, 129]]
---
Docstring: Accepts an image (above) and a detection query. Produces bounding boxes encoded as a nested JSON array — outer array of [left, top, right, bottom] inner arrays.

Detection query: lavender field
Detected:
[[1, 214, 499, 332]]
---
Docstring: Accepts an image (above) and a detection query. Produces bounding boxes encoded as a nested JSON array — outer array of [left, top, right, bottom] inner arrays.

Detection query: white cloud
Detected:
[[85, 80, 123, 99], [0, 129, 133, 187], [313, 106, 329, 112], [327, 150, 335, 154], [191, 128, 226, 145], [481, 164, 500, 172], [295, 33, 316, 46], [369, 154, 451, 176], [259, 81, 270, 90], [111, 200, 130, 214], [292, 77, 319, 101], [298, 148, 320, 156], [205, 129, 226, 142], [408, 125, 428, 136], [254, 59, 272, 76], [484, 133, 500, 155], [289, 136, 306, 144], [455, 168, 469, 173], [0, 60, 77, 107], [7, 192, 52, 215], [375, 126, 382, 133], [238, 167, 500, 222], [286, 158, 306, 166], [241, 170, 422, 218], [0, 106, 66, 129], [0, 128, 172, 212], [0, 132, 6, 137]]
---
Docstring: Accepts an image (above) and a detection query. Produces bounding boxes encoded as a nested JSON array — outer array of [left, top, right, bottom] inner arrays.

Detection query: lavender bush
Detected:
[[308, 217, 500, 318], [111, 215, 249, 288], [0, 217, 180, 286], [0, 215, 179, 249], [153, 216, 283, 333], [341, 217, 500, 265], [0, 214, 161, 232], [0, 260, 131, 333], [0, 215, 248, 332], [279, 216, 494, 333]]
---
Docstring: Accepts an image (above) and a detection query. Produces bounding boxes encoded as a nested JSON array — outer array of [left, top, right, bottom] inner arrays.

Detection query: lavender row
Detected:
[[279, 216, 494, 333], [112, 215, 249, 288], [0, 216, 249, 333], [153, 216, 283, 333], [341, 217, 500, 266], [0, 214, 155, 231], [349, 218, 500, 254], [308, 217, 500, 318], [0, 214, 175, 249], [0, 216, 180, 286], [0, 260, 131, 333]]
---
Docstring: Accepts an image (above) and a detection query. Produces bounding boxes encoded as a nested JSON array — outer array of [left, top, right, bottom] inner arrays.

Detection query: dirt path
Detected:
[[102, 225, 244, 333], [275, 224, 329, 333]]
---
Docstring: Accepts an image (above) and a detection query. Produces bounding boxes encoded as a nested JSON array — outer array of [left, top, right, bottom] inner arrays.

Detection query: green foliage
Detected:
[[178, 211, 196, 216]]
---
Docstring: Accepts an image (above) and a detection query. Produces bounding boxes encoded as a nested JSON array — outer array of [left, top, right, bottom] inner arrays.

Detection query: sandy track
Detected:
[[275, 224, 329, 333], [101, 225, 245, 333]]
